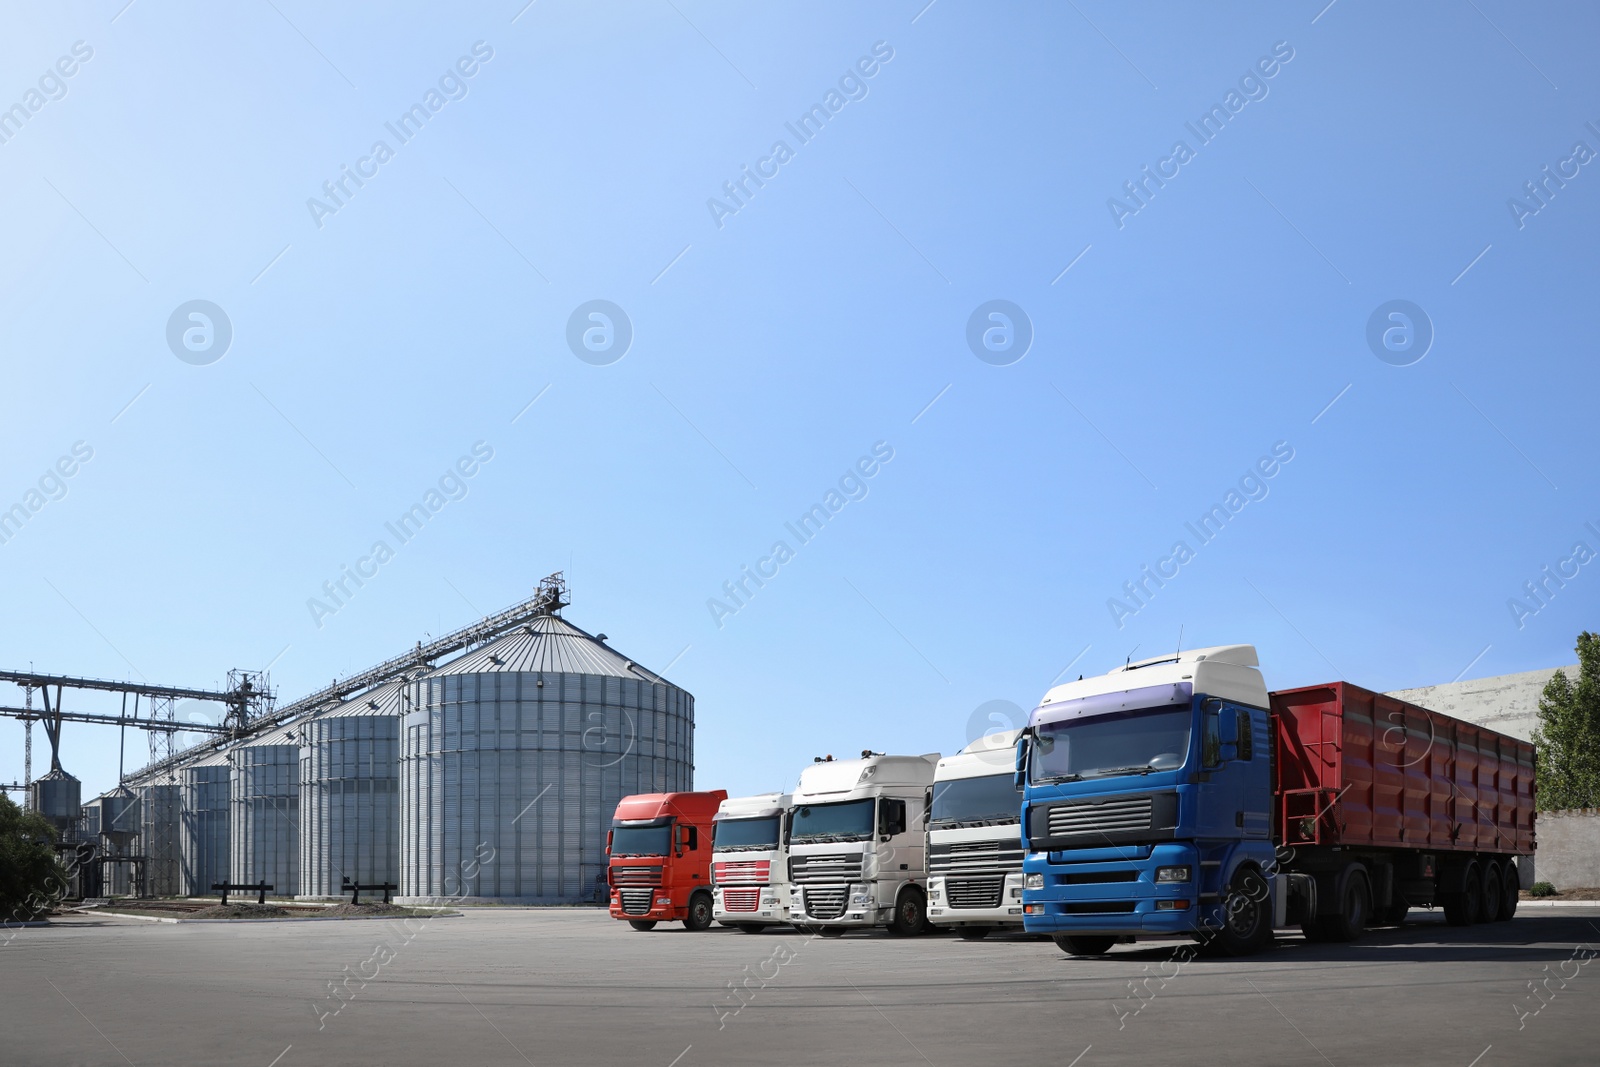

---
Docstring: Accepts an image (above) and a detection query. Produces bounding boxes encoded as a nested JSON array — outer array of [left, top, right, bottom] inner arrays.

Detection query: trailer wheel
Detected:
[[1498, 864, 1519, 921], [1477, 862, 1502, 923], [1309, 869, 1369, 942], [683, 892, 714, 931], [1213, 868, 1273, 956], [958, 926, 994, 941], [1443, 862, 1481, 926], [1053, 934, 1117, 956], [887, 886, 927, 936], [627, 920, 658, 931]]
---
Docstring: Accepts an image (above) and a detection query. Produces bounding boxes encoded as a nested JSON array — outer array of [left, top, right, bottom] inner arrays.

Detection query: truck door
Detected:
[[1195, 699, 1267, 840]]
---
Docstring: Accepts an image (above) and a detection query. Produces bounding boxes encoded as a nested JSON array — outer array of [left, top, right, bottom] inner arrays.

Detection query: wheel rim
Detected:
[[901, 900, 920, 926], [1226, 892, 1260, 937]]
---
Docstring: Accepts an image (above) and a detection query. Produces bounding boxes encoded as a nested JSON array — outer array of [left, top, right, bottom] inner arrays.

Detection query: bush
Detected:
[[1530, 881, 1557, 898], [0, 795, 68, 923]]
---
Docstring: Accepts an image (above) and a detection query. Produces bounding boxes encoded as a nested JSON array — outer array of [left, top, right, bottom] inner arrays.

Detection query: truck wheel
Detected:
[[733, 923, 767, 934], [1053, 934, 1116, 956], [1443, 862, 1481, 926], [1477, 862, 1502, 923], [1498, 864, 1519, 921], [819, 926, 846, 937], [887, 887, 928, 936], [628, 920, 658, 931], [1313, 870, 1369, 942], [958, 927, 994, 941], [1213, 868, 1273, 956], [683, 892, 714, 931]]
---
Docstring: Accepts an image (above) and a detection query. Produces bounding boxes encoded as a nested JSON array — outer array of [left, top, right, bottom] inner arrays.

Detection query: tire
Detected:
[[1053, 934, 1117, 956], [1311, 869, 1369, 942], [1212, 868, 1274, 956], [1477, 862, 1502, 924], [887, 887, 928, 936], [1443, 862, 1481, 927], [1499, 863, 1519, 921], [627, 919, 658, 931], [819, 926, 846, 937], [958, 927, 994, 941], [682, 893, 714, 932], [733, 923, 767, 934]]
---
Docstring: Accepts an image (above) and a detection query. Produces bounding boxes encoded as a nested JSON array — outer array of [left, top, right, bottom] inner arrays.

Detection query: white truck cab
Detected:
[[712, 792, 792, 931], [927, 729, 1026, 939], [787, 751, 939, 936]]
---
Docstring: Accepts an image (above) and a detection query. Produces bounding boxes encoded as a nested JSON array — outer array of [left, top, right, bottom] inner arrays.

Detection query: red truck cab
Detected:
[[607, 790, 727, 931]]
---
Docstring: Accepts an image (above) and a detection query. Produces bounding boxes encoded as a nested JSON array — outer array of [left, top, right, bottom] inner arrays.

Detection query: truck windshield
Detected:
[[789, 798, 875, 843], [930, 774, 1022, 829], [610, 823, 671, 856], [1031, 706, 1191, 782], [714, 816, 781, 851]]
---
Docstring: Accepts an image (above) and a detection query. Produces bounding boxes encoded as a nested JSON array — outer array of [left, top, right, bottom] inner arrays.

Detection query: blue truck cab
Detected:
[[1018, 645, 1280, 957]]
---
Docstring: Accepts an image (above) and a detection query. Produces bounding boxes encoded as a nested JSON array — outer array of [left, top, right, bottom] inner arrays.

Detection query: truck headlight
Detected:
[[1155, 866, 1191, 884], [1024, 873, 1044, 890]]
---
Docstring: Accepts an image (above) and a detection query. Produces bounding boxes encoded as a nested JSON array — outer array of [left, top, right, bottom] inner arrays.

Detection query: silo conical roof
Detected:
[[430, 614, 669, 683]]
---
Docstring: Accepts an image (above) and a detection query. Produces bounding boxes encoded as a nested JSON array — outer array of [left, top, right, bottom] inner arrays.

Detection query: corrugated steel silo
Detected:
[[139, 778, 182, 897], [29, 769, 81, 833], [182, 749, 232, 897], [229, 722, 303, 896], [400, 613, 694, 903], [298, 680, 404, 899]]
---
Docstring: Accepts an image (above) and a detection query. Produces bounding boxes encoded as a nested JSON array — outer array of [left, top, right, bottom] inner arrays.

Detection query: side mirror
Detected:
[[605, 830, 613, 855], [1014, 736, 1028, 790]]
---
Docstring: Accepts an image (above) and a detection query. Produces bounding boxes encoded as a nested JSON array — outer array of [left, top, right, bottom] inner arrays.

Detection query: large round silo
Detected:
[[229, 722, 303, 897], [298, 681, 403, 899], [400, 613, 694, 904], [182, 750, 232, 898]]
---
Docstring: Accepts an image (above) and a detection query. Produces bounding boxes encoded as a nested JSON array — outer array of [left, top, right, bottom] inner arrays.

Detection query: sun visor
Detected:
[[1030, 681, 1193, 729]]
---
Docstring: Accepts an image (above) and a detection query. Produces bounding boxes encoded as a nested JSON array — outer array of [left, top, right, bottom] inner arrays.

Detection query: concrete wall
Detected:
[[1385, 664, 1576, 743], [1533, 810, 1600, 889]]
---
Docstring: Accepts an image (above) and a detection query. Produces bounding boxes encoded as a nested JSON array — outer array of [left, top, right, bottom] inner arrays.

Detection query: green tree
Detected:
[[1532, 631, 1600, 810], [0, 794, 68, 923]]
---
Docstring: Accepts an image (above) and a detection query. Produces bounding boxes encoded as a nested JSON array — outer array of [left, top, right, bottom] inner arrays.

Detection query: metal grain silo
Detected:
[[229, 722, 304, 897], [400, 612, 693, 903], [139, 776, 182, 897], [298, 680, 403, 899], [182, 750, 232, 898], [29, 768, 81, 833]]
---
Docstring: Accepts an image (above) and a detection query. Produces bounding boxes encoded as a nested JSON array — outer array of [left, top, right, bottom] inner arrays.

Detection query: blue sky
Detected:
[[1, 1, 1596, 802]]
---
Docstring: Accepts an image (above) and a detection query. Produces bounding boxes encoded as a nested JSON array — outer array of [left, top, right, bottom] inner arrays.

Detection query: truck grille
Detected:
[[929, 840, 1025, 875], [612, 865, 662, 886], [620, 888, 654, 915], [714, 859, 771, 885], [1047, 796, 1153, 839], [946, 877, 1004, 909], [790, 853, 863, 884], [721, 887, 761, 912], [803, 885, 847, 919]]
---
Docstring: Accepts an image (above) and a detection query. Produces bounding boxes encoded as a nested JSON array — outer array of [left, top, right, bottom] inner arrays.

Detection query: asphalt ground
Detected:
[[3, 906, 1597, 1067]]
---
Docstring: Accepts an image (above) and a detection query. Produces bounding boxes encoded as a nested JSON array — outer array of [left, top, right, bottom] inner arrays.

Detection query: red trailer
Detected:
[[1272, 682, 1535, 934]]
